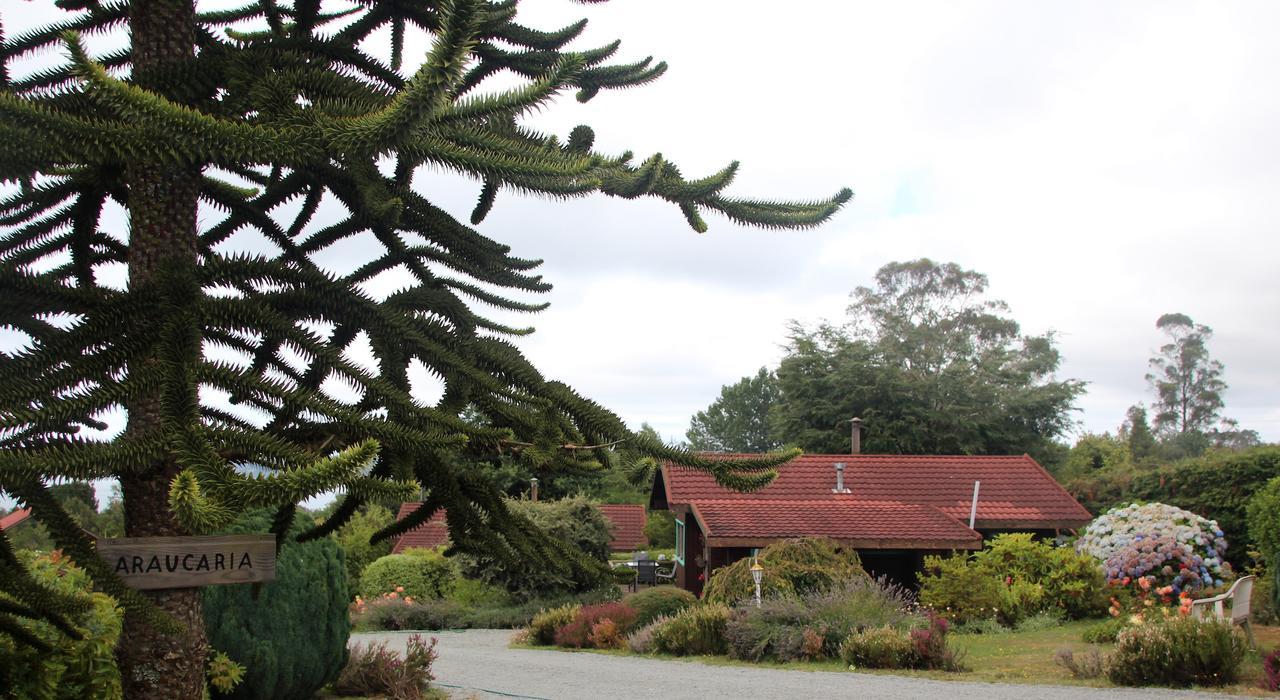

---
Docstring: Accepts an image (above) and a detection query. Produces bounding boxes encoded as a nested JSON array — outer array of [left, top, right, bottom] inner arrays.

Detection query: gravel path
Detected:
[[352, 630, 1247, 700]]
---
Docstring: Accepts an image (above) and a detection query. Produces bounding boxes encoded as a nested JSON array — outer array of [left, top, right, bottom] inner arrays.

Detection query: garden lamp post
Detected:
[[751, 559, 764, 608]]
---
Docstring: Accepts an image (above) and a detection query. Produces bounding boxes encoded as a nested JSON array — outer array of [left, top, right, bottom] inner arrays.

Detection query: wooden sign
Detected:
[[96, 534, 277, 590]]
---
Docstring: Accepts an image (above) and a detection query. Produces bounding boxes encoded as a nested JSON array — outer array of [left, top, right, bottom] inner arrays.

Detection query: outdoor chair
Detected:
[[1190, 574, 1256, 647], [633, 560, 658, 590], [655, 561, 675, 583]]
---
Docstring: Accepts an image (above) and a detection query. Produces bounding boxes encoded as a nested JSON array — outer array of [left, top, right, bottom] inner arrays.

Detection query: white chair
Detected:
[[1190, 574, 1256, 647]]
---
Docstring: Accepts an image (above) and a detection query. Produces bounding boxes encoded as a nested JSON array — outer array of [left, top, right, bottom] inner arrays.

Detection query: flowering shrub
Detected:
[[333, 634, 438, 700], [1078, 502, 1231, 595], [1106, 616, 1246, 687], [526, 604, 580, 646], [838, 612, 964, 671], [350, 591, 468, 632], [553, 602, 638, 649], [1263, 647, 1280, 691], [359, 549, 457, 602]]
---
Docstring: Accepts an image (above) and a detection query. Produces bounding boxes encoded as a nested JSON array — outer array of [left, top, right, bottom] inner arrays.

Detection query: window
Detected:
[[674, 518, 685, 565]]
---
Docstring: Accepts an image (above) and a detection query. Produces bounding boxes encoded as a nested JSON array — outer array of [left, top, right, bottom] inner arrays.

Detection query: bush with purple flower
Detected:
[[1076, 502, 1231, 594]]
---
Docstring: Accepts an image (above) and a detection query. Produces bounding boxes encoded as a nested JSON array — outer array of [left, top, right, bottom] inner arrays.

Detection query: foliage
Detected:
[[643, 510, 676, 549], [1066, 446, 1280, 568], [527, 605, 581, 646], [623, 587, 697, 628], [360, 550, 457, 602], [1263, 648, 1280, 692], [651, 604, 731, 656], [0, 551, 123, 700], [207, 652, 246, 695], [838, 612, 963, 671], [919, 533, 1107, 625], [446, 578, 512, 609], [724, 578, 918, 663], [203, 511, 350, 700], [1013, 611, 1063, 633], [1146, 313, 1228, 437], [333, 505, 396, 595], [1077, 502, 1231, 594], [333, 635, 438, 700], [1120, 405, 1159, 465], [350, 594, 470, 632], [1054, 648, 1105, 680], [1081, 617, 1128, 644], [1106, 616, 1247, 687], [625, 616, 669, 655], [553, 602, 638, 649], [458, 496, 612, 599], [770, 260, 1083, 461], [0, 0, 846, 681], [1247, 476, 1280, 562], [702, 537, 866, 605], [1058, 433, 1132, 481], [686, 368, 782, 452]]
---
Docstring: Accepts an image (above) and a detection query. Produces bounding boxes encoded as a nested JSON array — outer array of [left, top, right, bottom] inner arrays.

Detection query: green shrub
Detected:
[[458, 496, 612, 599], [918, 533, 1107, 625], [1106, 617, 1247, 687], [203, 510, 350, 700], [623, 587, 697, 628], [1013, 611, 1063, 633], [475, 587, 620, 631], [953, 617, 1008, 635], [332, 504, 395, 595], [0, 551, 123, 700], [447, 578, 511, 608], [839, 626, 913, 669], [703, 538, 866, 605], [527, 604, 580, 646], [651, 604, 731, 656], [360, 549, 456, 602], [724, 597, 810, 662], [625, 616, 669, 654], [1081, 617, 1127, 644], [644, 510, 675, 548]]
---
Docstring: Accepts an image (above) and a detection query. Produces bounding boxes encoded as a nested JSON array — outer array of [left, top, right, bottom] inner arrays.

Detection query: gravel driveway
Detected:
[[352, 629, 1244, 700]]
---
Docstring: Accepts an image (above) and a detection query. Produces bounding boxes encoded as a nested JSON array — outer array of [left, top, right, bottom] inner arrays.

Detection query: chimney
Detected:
[[832, 462, 851, 494], [850, 417, 863, 455], [530, 477, 539, 502]]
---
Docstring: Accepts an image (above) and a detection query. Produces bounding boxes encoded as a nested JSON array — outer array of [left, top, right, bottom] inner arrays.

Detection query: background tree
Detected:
[[1119, 404, 1158, 465], [686, 368, 781, 452], [0, 1, 847, 696], [1146, 313, 1228, 436], [771, 259, 1083, 461]]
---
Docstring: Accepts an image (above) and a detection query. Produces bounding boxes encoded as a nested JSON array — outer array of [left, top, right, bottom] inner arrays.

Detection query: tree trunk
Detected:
[[117, 1, 207, 697]]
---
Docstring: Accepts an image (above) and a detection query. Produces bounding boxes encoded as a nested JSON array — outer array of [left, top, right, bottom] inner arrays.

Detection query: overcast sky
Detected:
[[7, 0, 1280, 458]]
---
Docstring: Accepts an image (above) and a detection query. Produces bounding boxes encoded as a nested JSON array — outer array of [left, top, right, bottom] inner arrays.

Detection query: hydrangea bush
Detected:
[[1077, 503, 1231, 594]]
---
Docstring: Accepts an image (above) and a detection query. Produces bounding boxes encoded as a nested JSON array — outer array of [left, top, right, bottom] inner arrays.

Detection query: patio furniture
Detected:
[[1190, 574, 1256, 647], [655, 561, 675, 583], [632, 560, 658, 591]]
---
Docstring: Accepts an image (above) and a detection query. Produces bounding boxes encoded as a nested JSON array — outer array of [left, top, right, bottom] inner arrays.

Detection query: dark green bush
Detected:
[[623, 587, 697, 628], [651, 604, 731, 656], [0, 551, 123, 700], [203, 511, 350, 700], [458, 496, 612, 599], [360, 549, 456, 602], [703, 538, 866, 605], [1106, 616, 1247, 687], [1068, 446, 1280, 568]]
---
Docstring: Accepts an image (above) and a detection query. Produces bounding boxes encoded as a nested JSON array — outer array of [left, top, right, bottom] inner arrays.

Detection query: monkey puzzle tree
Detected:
[[0, 0, 849, 696]]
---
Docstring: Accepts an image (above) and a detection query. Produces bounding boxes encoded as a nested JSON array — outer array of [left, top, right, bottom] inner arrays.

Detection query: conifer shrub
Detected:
[[203, 512, 350, 700], [0, 551, 123, 700], [1106, 616, 1247, 687], [651, 604, 731, 656], [360, 549, 457, 602], [702, 538, 866, 605], [623, 587, 697, 628]]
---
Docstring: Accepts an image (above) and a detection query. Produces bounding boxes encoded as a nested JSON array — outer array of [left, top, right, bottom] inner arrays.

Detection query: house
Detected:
[[390, 502, 649, 554], [0, 508, 32, 532], [649, 452, 1092, 596]]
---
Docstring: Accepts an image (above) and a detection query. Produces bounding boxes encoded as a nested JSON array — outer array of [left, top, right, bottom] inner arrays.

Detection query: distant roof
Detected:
[[690, 499, 982, 550], [655, 453, 1091, 530], [596, 504, 648, 552], [0, 508, 32, 531], [391, 503, 449, 554]]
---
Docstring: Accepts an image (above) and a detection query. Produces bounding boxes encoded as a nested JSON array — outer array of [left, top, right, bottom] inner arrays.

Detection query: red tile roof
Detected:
[[659, 453, 1091, 530], [0, 508, 32, 531], [391, 503, 449, 554], [690, 499, 982, 550], [596, 504, 648, 552]]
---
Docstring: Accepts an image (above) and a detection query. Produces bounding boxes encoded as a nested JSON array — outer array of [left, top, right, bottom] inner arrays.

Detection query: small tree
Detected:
[[686, 368, 782, 453], [0, 1, 848, 697]]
